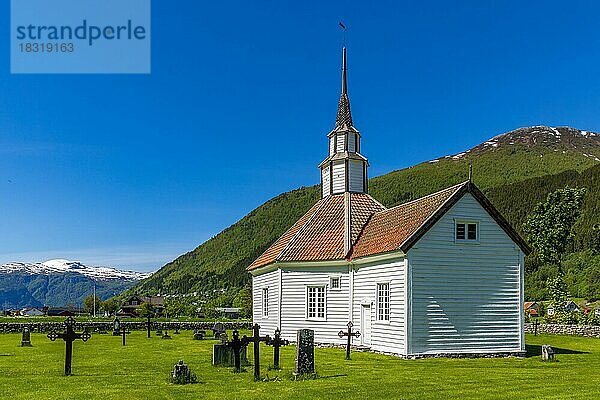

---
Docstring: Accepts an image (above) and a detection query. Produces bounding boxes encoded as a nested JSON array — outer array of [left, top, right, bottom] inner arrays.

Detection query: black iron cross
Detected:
[[120, 326, 131, 346], [338, 321, 360, 360], [242, 323, 271, 381], [47, 317, 91, 375], [265, 328, 289, 370], [227, 330, 246, 372], [146, 315, 152, 338], [534, 318, 539, 336]]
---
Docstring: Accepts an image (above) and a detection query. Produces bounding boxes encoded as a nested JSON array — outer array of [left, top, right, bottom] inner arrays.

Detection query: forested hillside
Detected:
[[125, 126, 600, 301]]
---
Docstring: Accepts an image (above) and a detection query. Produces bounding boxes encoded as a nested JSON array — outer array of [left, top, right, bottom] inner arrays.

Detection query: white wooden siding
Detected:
[[332, 161, 346, 193], [252, 269, 280, 334], [322, 167, 331, 197], [279, 267, 350, 344], [348, 160, 364, 192], [348, 134, 356, 153], [407, 193, 523, 355], [329, 136, 335, 156], [352, 258, 406, 354], [336, 134, 346, 152]]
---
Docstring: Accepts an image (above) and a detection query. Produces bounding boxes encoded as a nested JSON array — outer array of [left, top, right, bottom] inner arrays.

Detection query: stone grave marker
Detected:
[[295, 329, 314, 375], [21, 327, 32, 347], [212, 330, 248, 368], [162, 329, 172, 340], [542, 344, 555, 361], [212, 322, 225, 337], [193, 330, 206, 340], [172, 359, 190, 382], [112, 317, 121, 336]]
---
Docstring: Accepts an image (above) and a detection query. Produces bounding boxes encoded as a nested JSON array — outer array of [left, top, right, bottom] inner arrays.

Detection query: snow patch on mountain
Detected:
[[0, 259, 150, 281]]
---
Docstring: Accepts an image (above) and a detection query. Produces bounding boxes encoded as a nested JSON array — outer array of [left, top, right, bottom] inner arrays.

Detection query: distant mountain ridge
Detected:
[[123, 125, 600, 298], [0, 259, 150, 281], [0, 259, 150, 309]]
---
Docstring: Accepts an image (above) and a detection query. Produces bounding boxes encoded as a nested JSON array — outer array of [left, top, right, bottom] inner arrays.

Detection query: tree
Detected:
[[547, 274, 568, 307], [83, 295, 102, 316], [136, 302, 155, 318], [233, 286, 252, 318], [523, 187, 587, 269], [102, 298, 121, 316]]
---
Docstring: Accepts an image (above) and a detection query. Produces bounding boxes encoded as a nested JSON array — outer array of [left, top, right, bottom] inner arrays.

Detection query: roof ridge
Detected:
[[374, 181, 468, 216], [359, 192, 387, 210], [277, 195, 334, 261], [347, 210, 376, 260]]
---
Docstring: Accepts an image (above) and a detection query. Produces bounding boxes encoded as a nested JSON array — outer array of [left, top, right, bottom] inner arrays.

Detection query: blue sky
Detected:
[[1, 1, 600, 271]]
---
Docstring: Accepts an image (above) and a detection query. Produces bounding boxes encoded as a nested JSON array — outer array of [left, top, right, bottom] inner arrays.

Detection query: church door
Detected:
[[361, 304, 372, 346]]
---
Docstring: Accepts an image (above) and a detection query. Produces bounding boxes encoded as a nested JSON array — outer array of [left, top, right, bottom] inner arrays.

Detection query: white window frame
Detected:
[[454, 219, 480, 243], [376, 282, 390, 323], [306, 286, 326, 321], [329, 276, 341, 291], [262, 288, 269, 317]]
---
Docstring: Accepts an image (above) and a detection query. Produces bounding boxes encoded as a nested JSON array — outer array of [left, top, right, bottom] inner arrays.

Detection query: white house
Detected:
[[248, 47, 531, 357]]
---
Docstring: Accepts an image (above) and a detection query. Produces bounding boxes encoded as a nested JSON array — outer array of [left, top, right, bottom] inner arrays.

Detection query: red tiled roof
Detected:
[[248, 181, 531, 271], [248, 193, 385, 270], [351, 183, 466, 259]]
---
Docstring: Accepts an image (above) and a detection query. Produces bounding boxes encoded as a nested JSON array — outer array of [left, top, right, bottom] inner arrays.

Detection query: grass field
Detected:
[[0, 331, 598, 400]]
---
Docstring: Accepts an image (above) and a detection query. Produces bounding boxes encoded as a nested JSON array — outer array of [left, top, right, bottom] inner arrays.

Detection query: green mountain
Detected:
[[126, 126, 600, 297]]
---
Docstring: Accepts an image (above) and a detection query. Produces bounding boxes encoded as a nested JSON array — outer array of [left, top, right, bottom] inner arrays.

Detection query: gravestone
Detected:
[[162, 330, 172, 340], [212, 322, 225, 337], [541, 344, 555, 361], [172, 360, 191, 382], [212, 330, 248, 368], [193, 330, 206, 340], [112, 317, 121, 336], [295, 329, 314, 375], [21, 327, 32, 347]]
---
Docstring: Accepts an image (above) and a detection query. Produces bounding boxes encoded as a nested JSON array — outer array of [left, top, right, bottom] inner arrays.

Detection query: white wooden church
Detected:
[[248, 48, 530, 356]]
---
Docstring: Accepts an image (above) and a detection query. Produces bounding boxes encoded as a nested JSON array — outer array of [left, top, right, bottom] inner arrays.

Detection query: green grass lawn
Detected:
[[0, 331, 598, 400]]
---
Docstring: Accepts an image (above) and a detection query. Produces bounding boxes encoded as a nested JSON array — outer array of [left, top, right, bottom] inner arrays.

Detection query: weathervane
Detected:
[[339, 21, 347, 47]]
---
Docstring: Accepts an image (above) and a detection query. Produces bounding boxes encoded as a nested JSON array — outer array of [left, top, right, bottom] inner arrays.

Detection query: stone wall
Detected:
[[525, 323, 600, 338], [0, 321, 252, 334]]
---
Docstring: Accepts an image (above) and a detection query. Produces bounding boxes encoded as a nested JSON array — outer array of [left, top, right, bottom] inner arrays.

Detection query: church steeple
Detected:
[[319, 47, 369, 198], [335, 47, 353, 128]]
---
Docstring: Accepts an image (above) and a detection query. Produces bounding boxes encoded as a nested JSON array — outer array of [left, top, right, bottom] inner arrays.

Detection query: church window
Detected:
[[262, 288, 269, 317], [377, 283, 390, 321], [307, 286, 326, 320], [455, 220, 478, 242]]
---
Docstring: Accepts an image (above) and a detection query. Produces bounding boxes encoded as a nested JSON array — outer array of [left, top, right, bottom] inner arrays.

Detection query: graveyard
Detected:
[[0, 327, 599, 399]]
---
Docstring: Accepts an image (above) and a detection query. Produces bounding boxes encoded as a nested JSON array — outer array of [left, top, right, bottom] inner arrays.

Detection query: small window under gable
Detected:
[[455, 220, 478, 242], [330, 276, 340, 290]]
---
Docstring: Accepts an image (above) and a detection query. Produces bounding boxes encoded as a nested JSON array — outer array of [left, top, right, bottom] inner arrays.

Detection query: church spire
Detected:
[[319, 46, 369, 198], [335, 47, 353, 128]]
